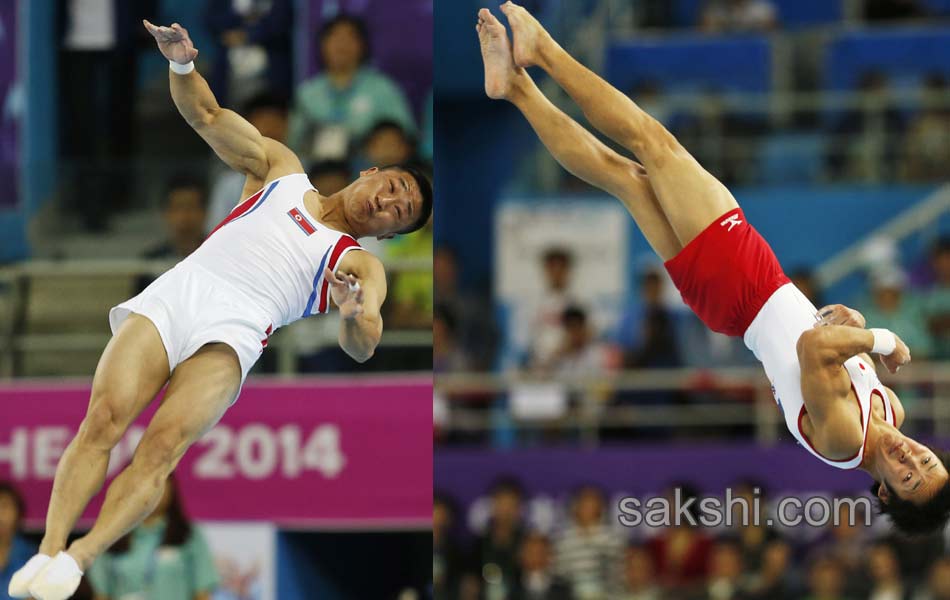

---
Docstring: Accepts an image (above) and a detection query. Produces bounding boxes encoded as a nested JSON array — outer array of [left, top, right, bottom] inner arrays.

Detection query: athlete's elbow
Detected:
[[797, 328, 837, 365]]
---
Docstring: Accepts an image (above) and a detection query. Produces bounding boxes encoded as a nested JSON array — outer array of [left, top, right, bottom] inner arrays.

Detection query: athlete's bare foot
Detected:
[[477, 8, 518, 100], [499, 1, 550, 69]]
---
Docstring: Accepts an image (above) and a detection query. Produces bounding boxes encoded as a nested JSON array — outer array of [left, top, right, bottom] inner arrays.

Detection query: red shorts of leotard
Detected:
[[664, 207, 790, 338]]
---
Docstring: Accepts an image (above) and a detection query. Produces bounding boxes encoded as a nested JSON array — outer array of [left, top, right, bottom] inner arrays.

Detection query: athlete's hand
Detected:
[[143, 20, 199, 65], [815, 304, 866, 329], [879, 335, 911, 374], [324, 267, 364, 320]]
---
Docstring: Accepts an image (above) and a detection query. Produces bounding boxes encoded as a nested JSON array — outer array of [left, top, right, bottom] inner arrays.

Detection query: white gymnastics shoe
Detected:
[[27, 551, 83, 600], [7, 553, 51, 598]]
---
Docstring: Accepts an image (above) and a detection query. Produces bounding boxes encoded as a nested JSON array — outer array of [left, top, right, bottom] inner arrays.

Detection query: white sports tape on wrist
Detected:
[[169, 61, 195, 75], [870, 328, 897, 356]]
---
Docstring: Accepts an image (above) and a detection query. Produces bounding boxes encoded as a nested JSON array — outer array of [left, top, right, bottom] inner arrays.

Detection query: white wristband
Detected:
[[870, 328, 897, 356], [169, 60, 195, 75]]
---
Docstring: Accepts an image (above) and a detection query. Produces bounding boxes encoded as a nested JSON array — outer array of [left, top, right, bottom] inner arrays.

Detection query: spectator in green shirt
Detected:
[[288, 15, 416, 163], [87, 476, 218, 600], [922, 238, 950, 360], [859, 268, 934, 358]]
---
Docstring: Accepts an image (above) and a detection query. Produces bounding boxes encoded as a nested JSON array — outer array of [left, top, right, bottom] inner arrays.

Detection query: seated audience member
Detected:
[[647, 484, 713, 592], [696, 540, 751, 600], [620, 545, 665, 600], [470, 478, 527, 596], [359, 120, 419, 171], [0, 483, 36, 600], [803, 555, 850, 600], [619, 270, 681, 369], [864, 541, 905, 600], [288, 15, 415, 162], [535, 306, 609, 375], [434, 493, 465, 600], [744, 539, 793, 600], [700, 0, 777, 33], [859, 268, 934, 359], [383, 189, 433, 329], [511, 532, 573, 600], [901, 74, 950, 182], [137, 174, 209, 293], [202, 0, 294, 105], [434, 305, 472, 374], [206, 93, 290, 229], [434, 245, 497, 371], [307, 160, 352, 197], [515, 247, 578, 368], [921, 556, 950, 600], [87, 476, 218, 600], [923, 238, 950, 360], [554, 486, 625, 598]]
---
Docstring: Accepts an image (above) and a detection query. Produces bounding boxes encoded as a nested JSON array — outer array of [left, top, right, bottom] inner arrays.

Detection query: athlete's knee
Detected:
[[78, 395, 131, 449], [132, 427, 189, 476], [627, 115, 680, 159]]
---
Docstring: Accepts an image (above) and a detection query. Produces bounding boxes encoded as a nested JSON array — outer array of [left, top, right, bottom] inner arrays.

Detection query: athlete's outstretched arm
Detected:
[[144, 20, 302, 182], [798, 325, 911, 374], [328, 251, 387, 363]]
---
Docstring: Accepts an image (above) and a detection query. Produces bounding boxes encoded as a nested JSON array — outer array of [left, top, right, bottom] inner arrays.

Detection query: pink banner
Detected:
[[0, 377, 432, 529]]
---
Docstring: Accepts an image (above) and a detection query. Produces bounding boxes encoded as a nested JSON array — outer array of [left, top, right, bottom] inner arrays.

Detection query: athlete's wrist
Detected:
[[870, 328, 897, 356], [169, 60, 195, 75]]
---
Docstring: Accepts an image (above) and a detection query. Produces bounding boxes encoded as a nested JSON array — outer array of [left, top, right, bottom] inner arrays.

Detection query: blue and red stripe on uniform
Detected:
[[207, 179, 281, 238], [301, 235, 362, 317]]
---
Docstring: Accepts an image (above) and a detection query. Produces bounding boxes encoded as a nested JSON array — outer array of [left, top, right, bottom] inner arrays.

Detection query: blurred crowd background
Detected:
[[434, 0, 950, 598], [0, 0, 433, 379]]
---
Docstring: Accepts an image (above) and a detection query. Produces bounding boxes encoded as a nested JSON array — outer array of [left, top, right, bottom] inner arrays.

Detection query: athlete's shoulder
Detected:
[[338, 246, 383, 274]]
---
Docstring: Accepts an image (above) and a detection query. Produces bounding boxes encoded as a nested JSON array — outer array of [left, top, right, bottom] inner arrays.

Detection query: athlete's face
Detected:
[[876, 431, 949, 503], [345, 167, 422, 239]]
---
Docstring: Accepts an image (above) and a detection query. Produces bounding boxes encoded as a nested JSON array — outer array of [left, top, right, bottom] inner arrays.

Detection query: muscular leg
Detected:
[[500, 1, 738, 246], [477, 9, 681, 260], [65, 343, 241, 569], [38, 314, 170, 557]]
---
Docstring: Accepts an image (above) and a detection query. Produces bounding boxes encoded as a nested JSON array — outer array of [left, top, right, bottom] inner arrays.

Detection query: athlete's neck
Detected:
[[305, 191, 359, 238], [858, 416, 887, 477]]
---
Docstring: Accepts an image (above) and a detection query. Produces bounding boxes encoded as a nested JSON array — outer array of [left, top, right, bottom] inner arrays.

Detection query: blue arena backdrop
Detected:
[[300, 0, 433, 114]]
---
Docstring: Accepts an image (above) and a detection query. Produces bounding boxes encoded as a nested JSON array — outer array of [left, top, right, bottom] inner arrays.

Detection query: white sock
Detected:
[[27, 552, 83, 600], [7, 553, 51, 598]]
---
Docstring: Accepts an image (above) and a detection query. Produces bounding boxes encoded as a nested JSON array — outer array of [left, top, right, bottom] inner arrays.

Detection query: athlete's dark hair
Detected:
[[384, 163, 432, 235], [318, 14, 370, 66], [0, 481, 26, 531], [108, 475, 193, 554], [870, 450, 950, 537]]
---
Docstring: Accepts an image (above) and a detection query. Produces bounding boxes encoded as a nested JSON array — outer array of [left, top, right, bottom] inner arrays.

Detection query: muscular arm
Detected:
[[334, 251, 387, 363]]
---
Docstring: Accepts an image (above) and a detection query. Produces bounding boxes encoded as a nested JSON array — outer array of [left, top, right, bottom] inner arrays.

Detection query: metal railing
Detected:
[[0, 257, 432, 378], [435, 363, 950, 444]]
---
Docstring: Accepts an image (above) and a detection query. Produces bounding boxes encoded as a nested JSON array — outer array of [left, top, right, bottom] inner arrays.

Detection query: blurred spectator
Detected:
[[554, 486, 625, 599], [308, 160, 352, 197], [923, 238, 950, 360], [535, 306, 609, 376], [865, 542, 906, 600], [358, 120, 419, 172], [620, 545, 665, 600], [621, 270, 681, 369], [471, 478, 527, 596], [203, 0, 294, 106], [511, 532, 574, 600], [827, 72, 904, 182], [137, 174, 209, 293], [699, 0, 777, 33], [804, 556, 850, 600], [920, 556, 950, 600], [434, 245, 498, 371], [434, 493, 465, 600], [420, 91, 433, 163], [859, 268, 934, 359], [383, 195, 433, 329], [0, 482, 35, 600], [87, 476, 218, 599], [816, 501, 871, 593], [57, 0, 158, 231], [864, 0, 928, 21], [206, 93, 290, 229], [647, 484, 713, 591], [518, 247, 579, 368], [434, 304, 472, 373], [288, 15, 415, 162], [901, 74, 950, 182], [694, 540, 751, 600], [744, 540, 793, 600], [720, 481, 776, 573], [790, 269, 824, 308]]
